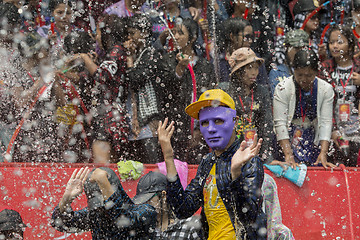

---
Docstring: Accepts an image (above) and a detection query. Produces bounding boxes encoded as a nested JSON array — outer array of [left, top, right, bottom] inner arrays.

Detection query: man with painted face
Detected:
[[157, 89, 267, 239]]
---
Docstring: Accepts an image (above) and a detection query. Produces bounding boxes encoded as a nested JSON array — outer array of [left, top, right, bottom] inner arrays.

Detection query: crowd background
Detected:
[[0, 0, 360, 168]]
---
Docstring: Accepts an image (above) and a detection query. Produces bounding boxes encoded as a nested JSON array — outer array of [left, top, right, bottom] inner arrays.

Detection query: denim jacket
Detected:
[[167, 139, 267, 239]]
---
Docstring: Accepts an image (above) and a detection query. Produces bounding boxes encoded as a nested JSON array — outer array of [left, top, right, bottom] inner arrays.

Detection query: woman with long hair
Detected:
[[319, 25, 360, 166]]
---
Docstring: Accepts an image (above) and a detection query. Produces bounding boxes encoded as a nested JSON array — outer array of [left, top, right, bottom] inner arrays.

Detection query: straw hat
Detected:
[[228, 47, 264, 76]]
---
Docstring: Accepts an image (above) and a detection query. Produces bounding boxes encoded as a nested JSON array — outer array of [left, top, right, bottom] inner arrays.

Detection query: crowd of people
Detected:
[[3, 0, 360, 238], [1, 0, 360, 167]]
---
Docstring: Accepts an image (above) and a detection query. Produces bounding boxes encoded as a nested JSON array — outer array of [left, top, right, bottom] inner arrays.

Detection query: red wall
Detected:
[[1, 163, 359, 239]]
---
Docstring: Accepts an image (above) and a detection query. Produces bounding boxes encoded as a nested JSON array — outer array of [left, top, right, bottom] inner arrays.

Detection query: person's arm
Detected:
[[93, 169, 157, 232], [316, 80, 336, 168], [314, 140, 336, 168], [12, 79, 45, 109], [59, 167, 90, 212], [92, 140, 111, 164], [89, 168, 114, 200], [273, 80, 292, 141], [278, 139, 297, 169], [273, 79, 298, 169], [158, 118, 204, 219], [79, 53, 98, 76], [175, 53, 191, 78], [158, 118, 177, 179], [51, 167, 91, 232]]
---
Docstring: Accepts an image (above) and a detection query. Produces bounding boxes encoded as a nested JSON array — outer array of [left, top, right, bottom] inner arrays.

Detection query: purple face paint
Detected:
[[199, 106, 236, 150]]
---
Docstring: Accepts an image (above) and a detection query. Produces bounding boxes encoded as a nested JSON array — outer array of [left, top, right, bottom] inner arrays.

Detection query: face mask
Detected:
[[199, 106, 236, 150]]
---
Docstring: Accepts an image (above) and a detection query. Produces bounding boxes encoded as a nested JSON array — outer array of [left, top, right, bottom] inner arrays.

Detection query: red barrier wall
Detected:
[[1, 163, 359, 239]]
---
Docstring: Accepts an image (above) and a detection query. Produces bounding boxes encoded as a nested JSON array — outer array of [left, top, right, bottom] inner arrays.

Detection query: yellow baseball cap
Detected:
[[185, 89, 235, 119]]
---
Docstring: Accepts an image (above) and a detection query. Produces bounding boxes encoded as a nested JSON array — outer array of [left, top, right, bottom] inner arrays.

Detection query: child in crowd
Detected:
[[151, 0, 192, 45], [225, 0, 274, 71], [221, 47, 274, 164], [319, 25, 360, 166], [274, 49, 336, 169]]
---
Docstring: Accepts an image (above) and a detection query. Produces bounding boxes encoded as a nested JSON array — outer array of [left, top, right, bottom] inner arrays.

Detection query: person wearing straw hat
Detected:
[[157, 89, 267, 239], [220, 47, 275, 165]]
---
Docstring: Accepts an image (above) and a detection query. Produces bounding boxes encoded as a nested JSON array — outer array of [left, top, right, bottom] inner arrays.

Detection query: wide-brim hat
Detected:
[[0, 209, 26, 231], [132, 171, 167, 204], [185, 89, 235, 120], [228, 47, 264, 76]]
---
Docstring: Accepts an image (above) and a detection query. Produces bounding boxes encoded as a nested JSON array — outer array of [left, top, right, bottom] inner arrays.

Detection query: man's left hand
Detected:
[[231, 134, 262, 180]]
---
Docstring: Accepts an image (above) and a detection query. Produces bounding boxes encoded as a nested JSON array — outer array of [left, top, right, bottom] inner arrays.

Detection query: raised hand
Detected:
[[231, 134, 262, 180], [157, 118, 175, 159], [59, 167, 90, 212], [157, 118, 178, 180], [64, 167, 90, 201]]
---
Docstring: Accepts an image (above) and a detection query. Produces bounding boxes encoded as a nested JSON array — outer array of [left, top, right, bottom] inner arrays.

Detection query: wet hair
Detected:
[[99, 14, 127, 52], [126, 14, 152, 37], [64, 31, 95, 54], [217, 17, 251, 53], [292, 48, 319, 71], [328, 24, 356, 58], [178, 18, 198, 47], [48, 0, 73, 13]]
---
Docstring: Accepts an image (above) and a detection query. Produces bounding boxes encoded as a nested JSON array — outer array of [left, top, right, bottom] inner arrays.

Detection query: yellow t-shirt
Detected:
[[203, 164, 235, 239]]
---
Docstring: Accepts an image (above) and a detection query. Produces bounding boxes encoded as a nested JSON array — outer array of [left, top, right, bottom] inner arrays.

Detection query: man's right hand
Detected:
[[157, 118, 178, 180], [157, 118, 175, 159]]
